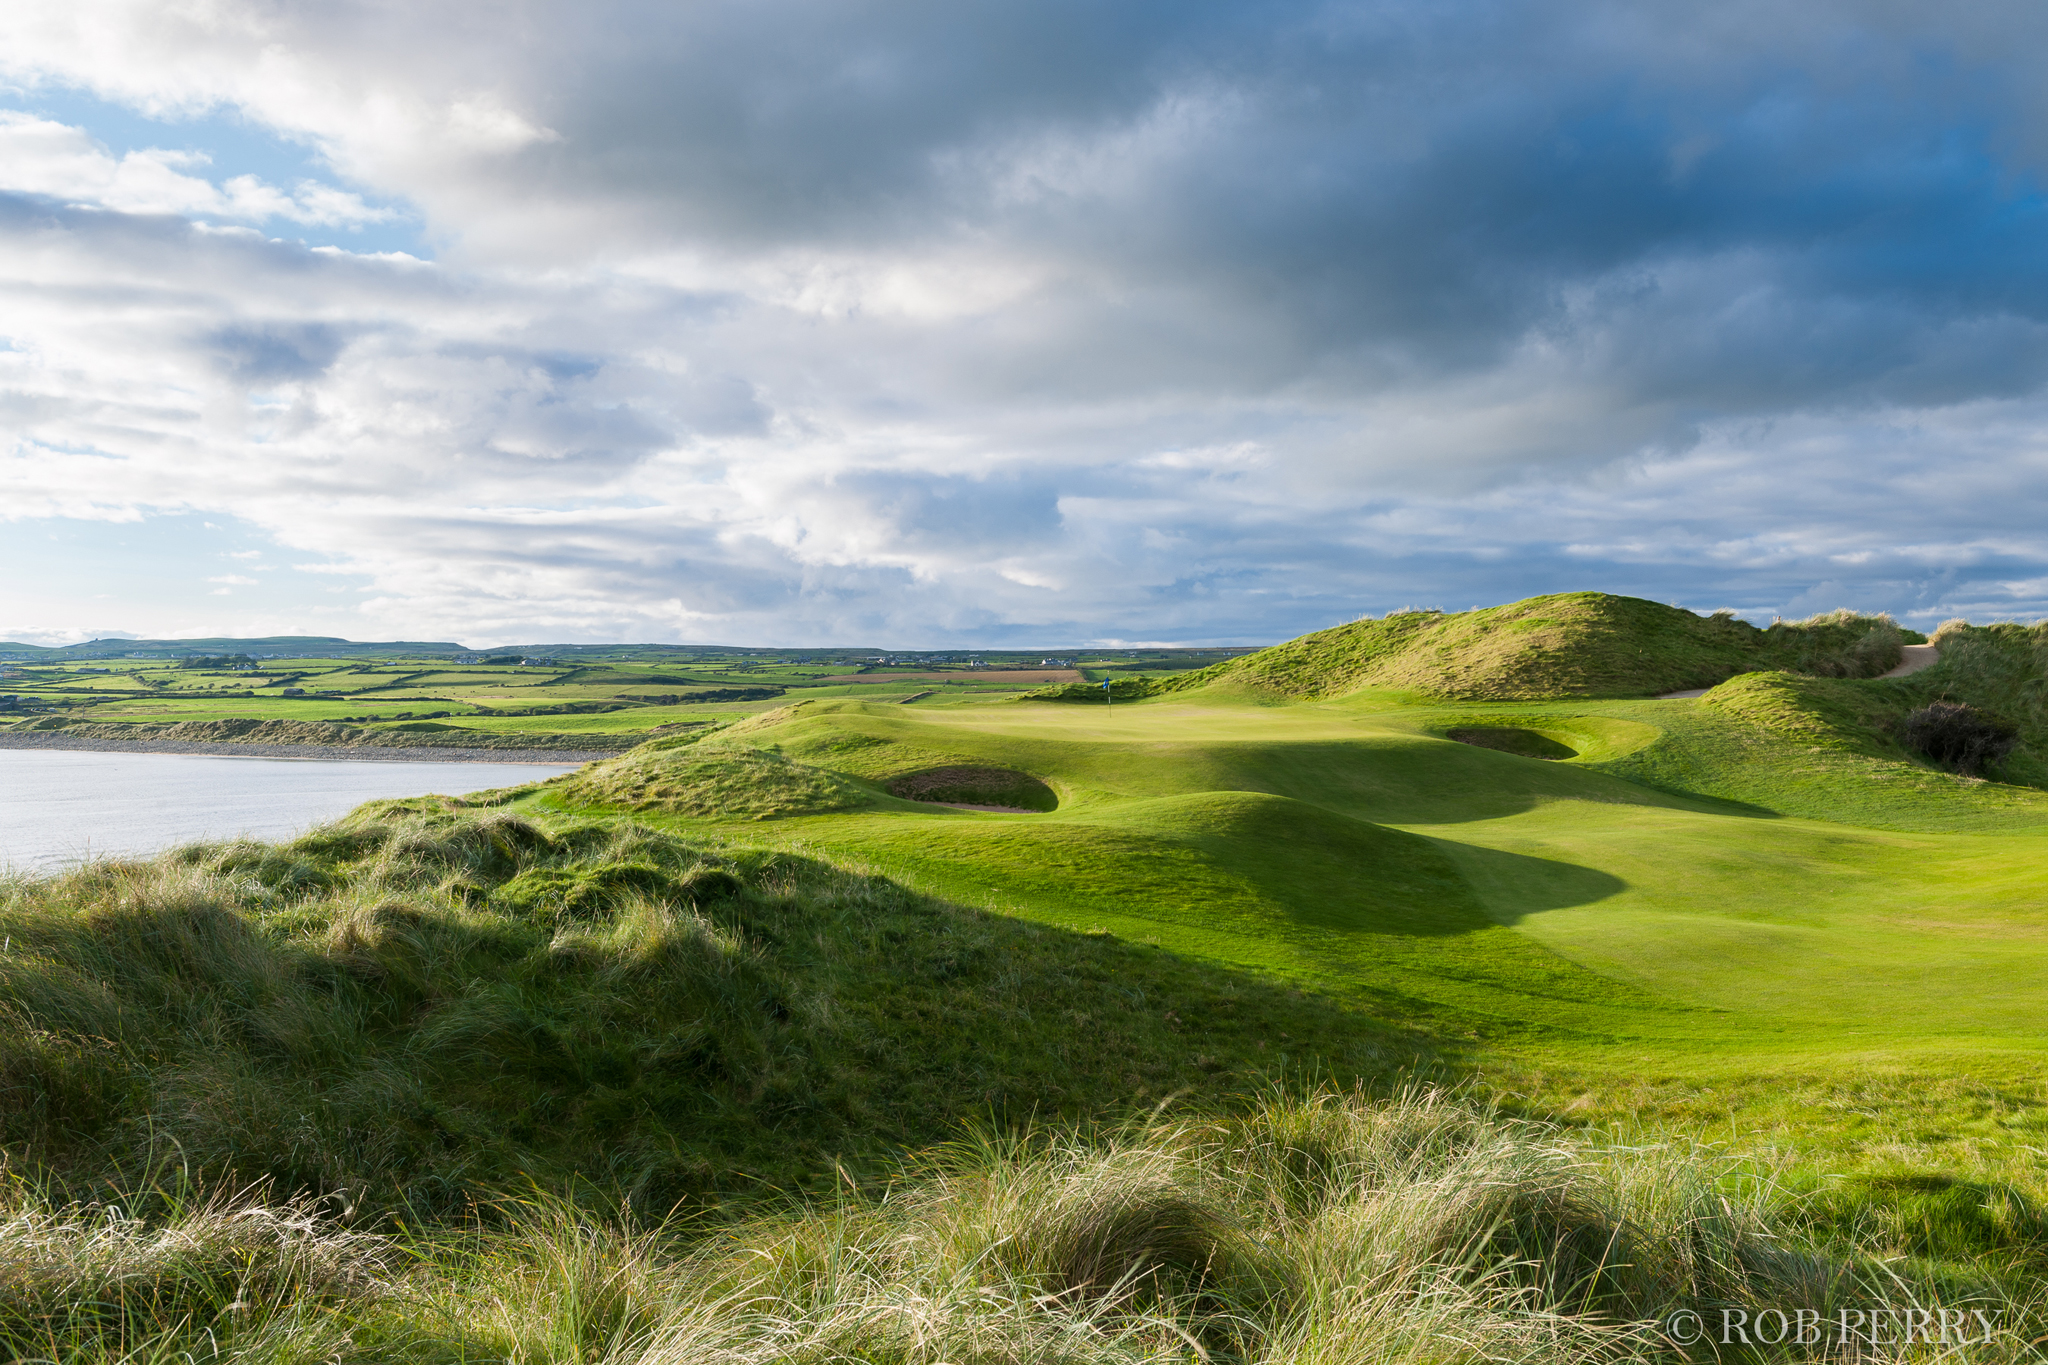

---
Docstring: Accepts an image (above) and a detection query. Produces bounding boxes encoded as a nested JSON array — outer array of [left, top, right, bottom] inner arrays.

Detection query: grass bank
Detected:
[[0, 804, 1421, 1217], [1028, 596, 1908, 703]]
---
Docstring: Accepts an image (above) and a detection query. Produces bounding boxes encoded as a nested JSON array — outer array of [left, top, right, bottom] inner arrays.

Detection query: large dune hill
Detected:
[[1157, 591, 1908, 702]]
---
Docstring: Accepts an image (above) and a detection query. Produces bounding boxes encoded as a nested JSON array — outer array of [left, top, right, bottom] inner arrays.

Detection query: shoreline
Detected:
[[0, 732, 604, 765]]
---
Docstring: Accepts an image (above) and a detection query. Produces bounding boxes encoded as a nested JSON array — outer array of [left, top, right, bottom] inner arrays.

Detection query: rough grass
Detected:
[[1611, 620, 2048, 814], [0, 806, 1425, 1216], [1138, 594, 1905, 702], [1907, 621, 2048, 784], [6, 1090, 2039, 1364], [559, 740, 881, 818], [1565, 674, 2048, 830]]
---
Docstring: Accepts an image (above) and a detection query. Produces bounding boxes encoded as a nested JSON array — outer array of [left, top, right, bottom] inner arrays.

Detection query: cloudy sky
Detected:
[[2, 0, 2046, 647]]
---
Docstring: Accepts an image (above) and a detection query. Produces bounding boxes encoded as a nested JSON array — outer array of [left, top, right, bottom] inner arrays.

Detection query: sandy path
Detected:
[[1880, 643, 1940, 678], [1654, 642, 1939, 699]]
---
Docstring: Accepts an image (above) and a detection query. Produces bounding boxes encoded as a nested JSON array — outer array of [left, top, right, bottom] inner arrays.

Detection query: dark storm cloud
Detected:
[[418, 0, 2048, 394]]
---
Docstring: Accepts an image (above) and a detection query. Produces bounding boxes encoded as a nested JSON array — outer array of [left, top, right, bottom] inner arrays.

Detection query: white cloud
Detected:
[[0, 111, 392, 226]]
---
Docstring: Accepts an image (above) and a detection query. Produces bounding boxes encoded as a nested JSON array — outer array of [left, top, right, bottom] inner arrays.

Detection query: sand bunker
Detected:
[[887, 766, 1058, 811]]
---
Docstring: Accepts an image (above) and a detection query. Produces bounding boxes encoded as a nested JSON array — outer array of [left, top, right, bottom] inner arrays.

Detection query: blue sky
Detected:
[[3, 85, 425, 257], [2, 0, 2047, 647]]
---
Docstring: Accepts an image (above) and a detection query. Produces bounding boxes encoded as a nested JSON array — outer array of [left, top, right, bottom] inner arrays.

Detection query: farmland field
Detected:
[[0, 646, 1234, 745]]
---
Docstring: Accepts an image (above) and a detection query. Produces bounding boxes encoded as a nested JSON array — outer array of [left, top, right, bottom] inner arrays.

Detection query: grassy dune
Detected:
[[0, 807, 1421, 1216], [1021, 595, 1909, 702]]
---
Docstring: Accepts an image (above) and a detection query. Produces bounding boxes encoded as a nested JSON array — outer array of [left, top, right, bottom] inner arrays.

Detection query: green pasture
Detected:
[[0, 654, 1067, 740], [68, 697, 479, 723], [427, 703, 775, 734]]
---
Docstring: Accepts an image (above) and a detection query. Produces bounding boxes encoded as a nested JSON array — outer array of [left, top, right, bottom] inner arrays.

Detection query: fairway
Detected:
[[522, 602, 2048, 1171]]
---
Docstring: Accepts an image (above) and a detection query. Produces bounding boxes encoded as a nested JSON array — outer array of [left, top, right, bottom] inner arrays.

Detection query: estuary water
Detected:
[[0, 749, 583, 873]]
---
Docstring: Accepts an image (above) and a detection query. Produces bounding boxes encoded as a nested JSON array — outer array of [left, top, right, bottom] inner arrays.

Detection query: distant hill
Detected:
[[0, 635, 467, 660], [1141, 592, 1910, 702], [0, 637, 915, 661]]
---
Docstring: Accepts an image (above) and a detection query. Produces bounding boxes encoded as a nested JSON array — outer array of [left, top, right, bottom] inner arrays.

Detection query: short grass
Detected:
[[532, 644, 2048, 1179]]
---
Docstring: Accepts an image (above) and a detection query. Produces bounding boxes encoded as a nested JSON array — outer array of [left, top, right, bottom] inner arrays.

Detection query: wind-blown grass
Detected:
[[6, 1090, 2039, 1363], [0, 805, 1423, 1215], [558, 737, 883, 817]]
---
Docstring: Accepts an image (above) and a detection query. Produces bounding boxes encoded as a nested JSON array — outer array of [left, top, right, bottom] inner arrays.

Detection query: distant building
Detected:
[[282, 687, 306, 696]]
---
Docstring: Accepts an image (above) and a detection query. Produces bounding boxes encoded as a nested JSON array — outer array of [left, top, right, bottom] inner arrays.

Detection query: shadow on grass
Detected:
[[1418, 838, 1629, 926], [1189, 737, 1788, 827]]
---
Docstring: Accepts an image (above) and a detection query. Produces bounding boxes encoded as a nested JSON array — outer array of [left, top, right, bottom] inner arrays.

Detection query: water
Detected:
[[0, 749, 584, 873]]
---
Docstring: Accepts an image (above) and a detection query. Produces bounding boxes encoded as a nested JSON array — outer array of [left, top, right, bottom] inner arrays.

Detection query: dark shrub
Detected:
[[1903, 701, 2018, 775]]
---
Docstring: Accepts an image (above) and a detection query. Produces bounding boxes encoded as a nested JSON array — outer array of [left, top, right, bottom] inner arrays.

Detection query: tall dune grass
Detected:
[[0, 806, 1423, 1218], [5, 1089, 2039, 1363]]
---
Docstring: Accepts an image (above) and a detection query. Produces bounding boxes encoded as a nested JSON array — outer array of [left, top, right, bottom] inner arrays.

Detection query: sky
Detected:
[[3, 2, 2048, 648]]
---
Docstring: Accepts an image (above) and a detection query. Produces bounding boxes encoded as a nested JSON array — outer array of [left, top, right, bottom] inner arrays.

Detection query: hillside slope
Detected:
[[1581, 617, 2048, 823], [1073, 593, 1907, 702], [0, 804, 1424, 1212]]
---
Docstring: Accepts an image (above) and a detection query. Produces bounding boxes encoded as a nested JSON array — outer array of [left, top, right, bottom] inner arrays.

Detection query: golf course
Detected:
[[8, 592, 2048, 1360], [526, 593, 2048, 1164]]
